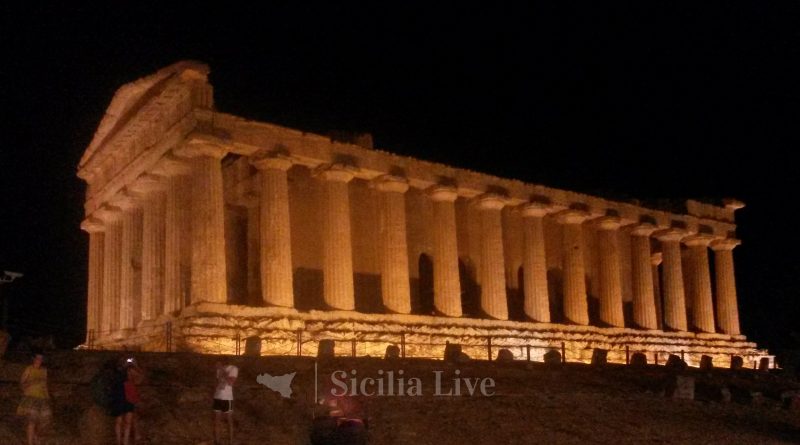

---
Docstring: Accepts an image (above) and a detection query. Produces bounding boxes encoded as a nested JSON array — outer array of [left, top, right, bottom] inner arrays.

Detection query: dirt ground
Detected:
[[1, 350, 798, 444]]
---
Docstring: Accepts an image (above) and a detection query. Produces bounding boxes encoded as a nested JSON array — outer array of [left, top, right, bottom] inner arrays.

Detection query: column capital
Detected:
[[683, 233, 716, 247], [174, 141, 229, 159], [109, 190, 140, 211], [474, 193, 507, 210], [629, 222, 657, 237], [650, 252, 663, 266], [251, 154, 293, 172], [594, 215, 622, 231], [373, 174, 409, 193], [151, 153, 192, 176], [653, 228, 686, 242], [314, 163, 357, 183], [427, 184, 459, 202], [80, 217, 105, 233], [711, 238, 742, 251], [555, 209, 589, 225], [94, 205, 123, 223], [129, 173, 167, 195], [519, 201, 553, 218]]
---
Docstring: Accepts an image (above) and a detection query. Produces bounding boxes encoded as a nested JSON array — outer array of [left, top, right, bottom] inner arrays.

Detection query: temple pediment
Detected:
[[78, 61, 211, 199]]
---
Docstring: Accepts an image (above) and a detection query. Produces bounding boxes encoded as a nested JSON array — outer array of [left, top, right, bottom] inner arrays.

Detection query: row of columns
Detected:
[[83, 145, 741, 338]]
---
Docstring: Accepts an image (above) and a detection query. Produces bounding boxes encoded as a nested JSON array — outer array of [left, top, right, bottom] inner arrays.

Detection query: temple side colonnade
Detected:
[[77, 62, 764, 365]]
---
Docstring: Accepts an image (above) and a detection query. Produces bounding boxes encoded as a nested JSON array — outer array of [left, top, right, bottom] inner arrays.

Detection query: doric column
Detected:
[[251, 155, 294, 308], [81, 218, 105, 340], [152, 155, 192, 314], [654, 229, 688, 331], [596, 216, 624, 327], [316, 164, 356, 310], [175, 143, 229, 304], [684, 234, 716, 333], [519, 203, 551, 322], [111, 193, 142, 330], [476, 193, 508, 320], [374, 175, 411, 314], [711, 238, 742, 335], [245, 201, 261, 305], [130, 174, 167, 322], [630, 224, 658, 330], [557, 210, 590, 325], [651, 252, 663, 330], [427, 185, 462, 317], [95, 206, 122, 333]]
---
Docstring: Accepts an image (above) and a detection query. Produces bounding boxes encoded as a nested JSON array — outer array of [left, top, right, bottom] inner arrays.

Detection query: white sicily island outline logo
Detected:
[[256, 371, 297, 398]]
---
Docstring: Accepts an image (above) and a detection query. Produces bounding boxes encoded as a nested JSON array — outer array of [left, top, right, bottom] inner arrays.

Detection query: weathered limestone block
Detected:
[[730, 355, 744, 370], [444, 341, 464, 362], [591, 348, 608, 367], [496, 348, 514, 362], [630, 352, 647, 367], [758, 357, 770, 372], [665, 354, 688, 372], [384, 345, 400, 359], [544, 349, 562, 365], [699, 355, 713, 370], [318, 340, 335, 359], [244, 336, 261, 356]]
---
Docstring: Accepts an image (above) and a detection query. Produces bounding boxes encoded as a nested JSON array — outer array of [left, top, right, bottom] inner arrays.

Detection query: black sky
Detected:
[[1, 3, 799, 354]]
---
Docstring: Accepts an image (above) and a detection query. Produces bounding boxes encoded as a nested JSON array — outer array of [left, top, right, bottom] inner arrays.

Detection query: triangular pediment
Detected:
[[79, 60, 210, 173]]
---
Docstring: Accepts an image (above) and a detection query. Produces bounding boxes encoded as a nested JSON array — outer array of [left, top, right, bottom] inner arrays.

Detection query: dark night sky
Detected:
[[1, 3, 798, 354]]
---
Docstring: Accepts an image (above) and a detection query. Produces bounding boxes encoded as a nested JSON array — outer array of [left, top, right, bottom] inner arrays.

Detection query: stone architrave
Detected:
[[654, 229, 688, 331], [80, 218, 105, 339], [175, 142, 229, 304], [374, 175, 412, 314], [519, 202, 551, 322], [475, 193, 508, 320], [94, 206, 123, 334], [251, 155, 295, 308], [316, 164, 357, 310], [683, 234, 716, 333], [151, 155, 192, 314], [130, 174, 167, 322], [711, 238, 742, 335], [557, 210, 590, 325], [596, 216, 624, 327], [630, 224, 658, 330], [427, 185, 462, 317], [111, 192, 142, 330]]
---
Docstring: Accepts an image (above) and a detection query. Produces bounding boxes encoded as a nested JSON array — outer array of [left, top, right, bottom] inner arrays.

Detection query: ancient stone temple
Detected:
[[78, 61, 771, 367]]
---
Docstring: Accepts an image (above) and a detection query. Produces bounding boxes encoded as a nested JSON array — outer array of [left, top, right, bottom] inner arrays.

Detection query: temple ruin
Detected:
[[78, 61, 771, 367]]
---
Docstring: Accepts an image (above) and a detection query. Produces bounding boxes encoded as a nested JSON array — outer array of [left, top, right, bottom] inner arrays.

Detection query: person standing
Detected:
[[212, 361, 238, 445], [17, 353, 51, 445]]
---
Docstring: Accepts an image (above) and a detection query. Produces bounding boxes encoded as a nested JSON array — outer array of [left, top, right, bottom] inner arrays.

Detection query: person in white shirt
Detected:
[[212, 361, 238, 445]]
